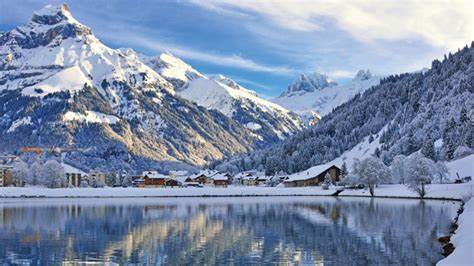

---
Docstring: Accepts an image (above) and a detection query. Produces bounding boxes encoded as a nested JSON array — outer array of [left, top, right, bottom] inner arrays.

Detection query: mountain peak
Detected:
[[32, 4, 75, 24], [353, 69, 373, 81], [0, 4, 93, 50], [142, 52, 203, 88], [280, 72, 337, 97]]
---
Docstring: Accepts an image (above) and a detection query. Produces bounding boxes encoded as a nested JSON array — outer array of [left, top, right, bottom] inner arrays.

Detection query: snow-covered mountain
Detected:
[[272, 70, 381, 118], [0, 4, 262, 171], [142, 53, 303, 141]]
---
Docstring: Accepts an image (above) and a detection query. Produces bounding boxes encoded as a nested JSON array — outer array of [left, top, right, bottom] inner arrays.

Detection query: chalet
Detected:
[[284, 164, 341, 187], [255, 175, 271, 186], [89, 171, 107, 186], [142, 171, 168, 187], [0, 165, 13, 187], [64, 164, 86, 187], [189, 170, 218, 185], [132, 176, 145, 188], [66, 172, 83, 187], [235, 171, 261, 186], [213, 173, 230, 187]]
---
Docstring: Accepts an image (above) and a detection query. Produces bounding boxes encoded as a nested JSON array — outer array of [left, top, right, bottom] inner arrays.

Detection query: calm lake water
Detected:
[[0, 197, 459, 265]]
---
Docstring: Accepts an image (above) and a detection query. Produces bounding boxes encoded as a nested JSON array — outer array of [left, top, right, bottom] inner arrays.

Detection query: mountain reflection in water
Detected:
[[0, 197, 458, 265]]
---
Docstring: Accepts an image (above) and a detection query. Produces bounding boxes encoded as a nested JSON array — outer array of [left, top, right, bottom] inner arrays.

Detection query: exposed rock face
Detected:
[[280, 72, 337, 97]]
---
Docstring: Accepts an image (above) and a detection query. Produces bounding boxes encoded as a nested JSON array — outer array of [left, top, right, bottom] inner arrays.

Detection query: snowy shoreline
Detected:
[[0, 183, 471, 200]]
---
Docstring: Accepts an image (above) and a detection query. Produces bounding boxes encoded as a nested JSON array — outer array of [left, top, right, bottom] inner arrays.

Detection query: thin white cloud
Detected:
[[192, 0, 474, 51], [101, 32, 297, 75]]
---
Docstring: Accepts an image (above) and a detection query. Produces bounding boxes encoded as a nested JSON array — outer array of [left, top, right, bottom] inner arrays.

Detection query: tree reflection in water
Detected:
[[0, 197, 458, 265]]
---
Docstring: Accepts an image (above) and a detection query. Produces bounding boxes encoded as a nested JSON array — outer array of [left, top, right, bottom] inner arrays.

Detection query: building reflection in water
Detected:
[[0, 197, 459, 265]]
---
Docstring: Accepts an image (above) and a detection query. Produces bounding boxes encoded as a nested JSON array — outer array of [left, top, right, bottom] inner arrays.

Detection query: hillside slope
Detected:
[[217, 44, 474, 174]]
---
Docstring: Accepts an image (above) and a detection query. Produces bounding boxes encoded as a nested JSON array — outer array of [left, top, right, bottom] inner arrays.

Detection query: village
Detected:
[[0, 152, 345, 189], [1, 152, 472, 194]]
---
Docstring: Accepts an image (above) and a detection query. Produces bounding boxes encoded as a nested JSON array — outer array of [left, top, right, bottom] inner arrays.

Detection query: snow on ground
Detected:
[[326, 126, 386, 169], [181, 76, 291, 117], [438, 199, 474, 266], [22, 66, 91, 97], [446, 154, 474, 179], [63, 110, 120, 124], [246, 122, 262, 131], [339, 183, 473, 200], [0, 183, 471, 199]]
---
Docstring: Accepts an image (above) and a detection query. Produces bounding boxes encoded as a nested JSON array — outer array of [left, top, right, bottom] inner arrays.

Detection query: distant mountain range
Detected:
[[272, 70, 381, 120]]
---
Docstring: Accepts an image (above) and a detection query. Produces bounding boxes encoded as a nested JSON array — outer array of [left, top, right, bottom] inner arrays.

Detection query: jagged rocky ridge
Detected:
[[217, 44, 474, 174], [0, 4, 270, 171]]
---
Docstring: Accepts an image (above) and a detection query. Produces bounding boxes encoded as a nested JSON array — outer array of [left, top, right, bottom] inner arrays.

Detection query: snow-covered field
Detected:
[[0, 183, 471, 199]]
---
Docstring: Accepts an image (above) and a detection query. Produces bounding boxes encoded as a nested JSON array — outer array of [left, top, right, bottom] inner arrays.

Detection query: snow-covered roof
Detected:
[[198, 169, 219, 177], [235, 171, 262, 179], [256, 175, 271, 181], [212, 173, 229, 181], [285, 164, 337, 182], [143, 171, 168, 179], [62, 163, 85, 174]]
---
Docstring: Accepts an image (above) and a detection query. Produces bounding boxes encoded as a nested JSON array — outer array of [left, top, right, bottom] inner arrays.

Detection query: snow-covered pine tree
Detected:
[[421, 136, 436, 161], [340, 161, 348, 178], [322, 172, 332, 190]]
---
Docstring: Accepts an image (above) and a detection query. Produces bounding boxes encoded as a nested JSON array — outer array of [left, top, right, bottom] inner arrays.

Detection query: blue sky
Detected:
[[0, 0, 472, 97]]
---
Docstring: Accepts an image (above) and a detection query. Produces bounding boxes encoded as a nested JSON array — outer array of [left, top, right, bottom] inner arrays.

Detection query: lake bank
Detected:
[[0, 183, 471, 200]]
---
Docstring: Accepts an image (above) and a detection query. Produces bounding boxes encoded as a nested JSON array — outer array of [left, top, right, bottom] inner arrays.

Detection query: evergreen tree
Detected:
[[421, 137, 436, 161], [340, 161, 348, 177], [444, 138, 456, 160]]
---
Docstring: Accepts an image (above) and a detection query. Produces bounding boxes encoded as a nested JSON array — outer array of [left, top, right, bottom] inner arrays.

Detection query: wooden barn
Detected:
[[213, 173, 230, 187], [142, 171, 167, 187], [284, 164, 341, 187]]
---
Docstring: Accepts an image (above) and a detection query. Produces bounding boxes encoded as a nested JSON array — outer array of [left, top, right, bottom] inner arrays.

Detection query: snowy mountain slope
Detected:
[[0, 4, 260, 171], [180, 75, 303, 141], [139, 52, 204, 89], [217, 44, 474, 174], [272, 70, 381, 117], [142, 53, 303, 142]]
